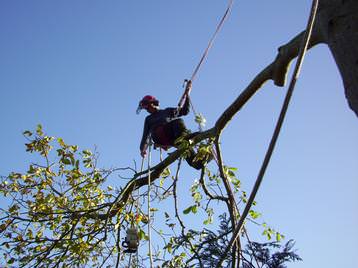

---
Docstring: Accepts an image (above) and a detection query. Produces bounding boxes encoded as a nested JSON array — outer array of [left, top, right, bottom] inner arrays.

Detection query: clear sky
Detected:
[[0, 1, 357, 267]]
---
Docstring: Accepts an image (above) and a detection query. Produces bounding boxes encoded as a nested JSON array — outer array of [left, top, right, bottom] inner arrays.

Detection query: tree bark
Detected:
[[317, 0, 358, 116]]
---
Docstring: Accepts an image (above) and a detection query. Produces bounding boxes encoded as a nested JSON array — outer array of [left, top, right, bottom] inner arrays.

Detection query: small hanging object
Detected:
[[195, 113, 206, 130], [122, 227, 139, 253]]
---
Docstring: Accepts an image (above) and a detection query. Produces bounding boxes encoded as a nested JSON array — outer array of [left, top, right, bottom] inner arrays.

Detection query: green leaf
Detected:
[[138, 229, 148, 240], [265, 231, 272, 240], [107, 185, 113, 191], [82, 150, 92, 156], [193, 192, 202, 203], [249, 209, 261, 219], [57, 138, 66, 147], [194, 113, 206, 128], [0, 224, 6, 232], [62, 158, 71, 165], [228, 170, 235, 178], [183, 205, 198, 215], [159, 178, 165, 187], [276, 232, 284, 242], [183, 206, 192, 215], [161, 168, 171, 179], [9, 204, 20, 213], [36, 124, 43, 136], [166, 243, 173, 254], [262, 226, 274, 240], [23, 130, 32, 137]]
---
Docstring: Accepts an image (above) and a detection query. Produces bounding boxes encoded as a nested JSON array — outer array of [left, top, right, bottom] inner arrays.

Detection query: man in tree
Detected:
[[137, 94, 209, 169]]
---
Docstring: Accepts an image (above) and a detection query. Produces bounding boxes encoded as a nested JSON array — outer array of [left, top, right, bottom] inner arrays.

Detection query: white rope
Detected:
[[135, 157, 145, 267], [147, 143, 154, 268]]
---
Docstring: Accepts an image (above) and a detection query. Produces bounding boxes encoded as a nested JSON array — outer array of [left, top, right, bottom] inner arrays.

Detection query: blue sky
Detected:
[[0, 1, 357, 267]]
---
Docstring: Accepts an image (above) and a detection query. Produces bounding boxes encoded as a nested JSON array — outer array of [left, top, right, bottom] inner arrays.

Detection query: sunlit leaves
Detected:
[[0, 126, 116, 267], [0, 125, 291, 267], [223, 165, 241, 192], [190, 180, 202, 205], [24, 124, 54, 157], [249, 209, 261, 220], [203, 208, 214, 225], [262, 223, 285, 242], [183, 205, 198, 215], [138, 228, 149, 241], [160, 167, 171, 179], [162, 252, 187, 268], [194, 113, 206, 128]]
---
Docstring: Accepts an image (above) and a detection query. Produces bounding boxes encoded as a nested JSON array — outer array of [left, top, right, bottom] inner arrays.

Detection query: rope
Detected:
[[135, 158, 145, 213], [128, 254, 132, 268], [190, 0, 234, 82], [136, 1, 234, 264], [135, 157, 145, 267], [215, 0, 320, 267], [178, 0, 235, 108], [147, 143, 154, 268], [189, 96, 204, 131]]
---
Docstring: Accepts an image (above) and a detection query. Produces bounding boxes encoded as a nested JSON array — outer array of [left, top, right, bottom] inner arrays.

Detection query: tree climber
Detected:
[[137, 94, 210, 170]]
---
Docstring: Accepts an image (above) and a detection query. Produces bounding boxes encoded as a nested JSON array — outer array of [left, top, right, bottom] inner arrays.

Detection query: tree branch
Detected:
[[87, 6, 323, 224], [216, 0, 320, 266]]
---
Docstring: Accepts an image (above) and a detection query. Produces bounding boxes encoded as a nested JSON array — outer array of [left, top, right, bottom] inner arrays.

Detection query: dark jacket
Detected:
[[140, 98, 190, 151]]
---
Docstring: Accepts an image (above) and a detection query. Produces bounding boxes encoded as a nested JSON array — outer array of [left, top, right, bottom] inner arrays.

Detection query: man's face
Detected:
[[145, 103, 157, 114]]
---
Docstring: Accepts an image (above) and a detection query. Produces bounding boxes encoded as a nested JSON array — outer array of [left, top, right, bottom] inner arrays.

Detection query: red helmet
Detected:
[[136, 95, 159, 114]]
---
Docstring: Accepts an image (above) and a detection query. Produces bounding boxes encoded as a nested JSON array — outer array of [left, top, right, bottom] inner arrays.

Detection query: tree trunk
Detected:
[[317, 0, 358, 116]]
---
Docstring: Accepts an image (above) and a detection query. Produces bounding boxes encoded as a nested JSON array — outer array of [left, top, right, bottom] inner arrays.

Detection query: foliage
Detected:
[[0, 126, 298, 267], [189, 213, 301, 268], [241, 240, 302, 268], [0, 125, 143, 267]]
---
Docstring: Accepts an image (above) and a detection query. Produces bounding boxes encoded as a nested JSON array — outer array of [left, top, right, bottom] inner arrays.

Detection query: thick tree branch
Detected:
[[216, 0, 320, 266], [215, 25, 323, 133], [88, 2, 324, 223]]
